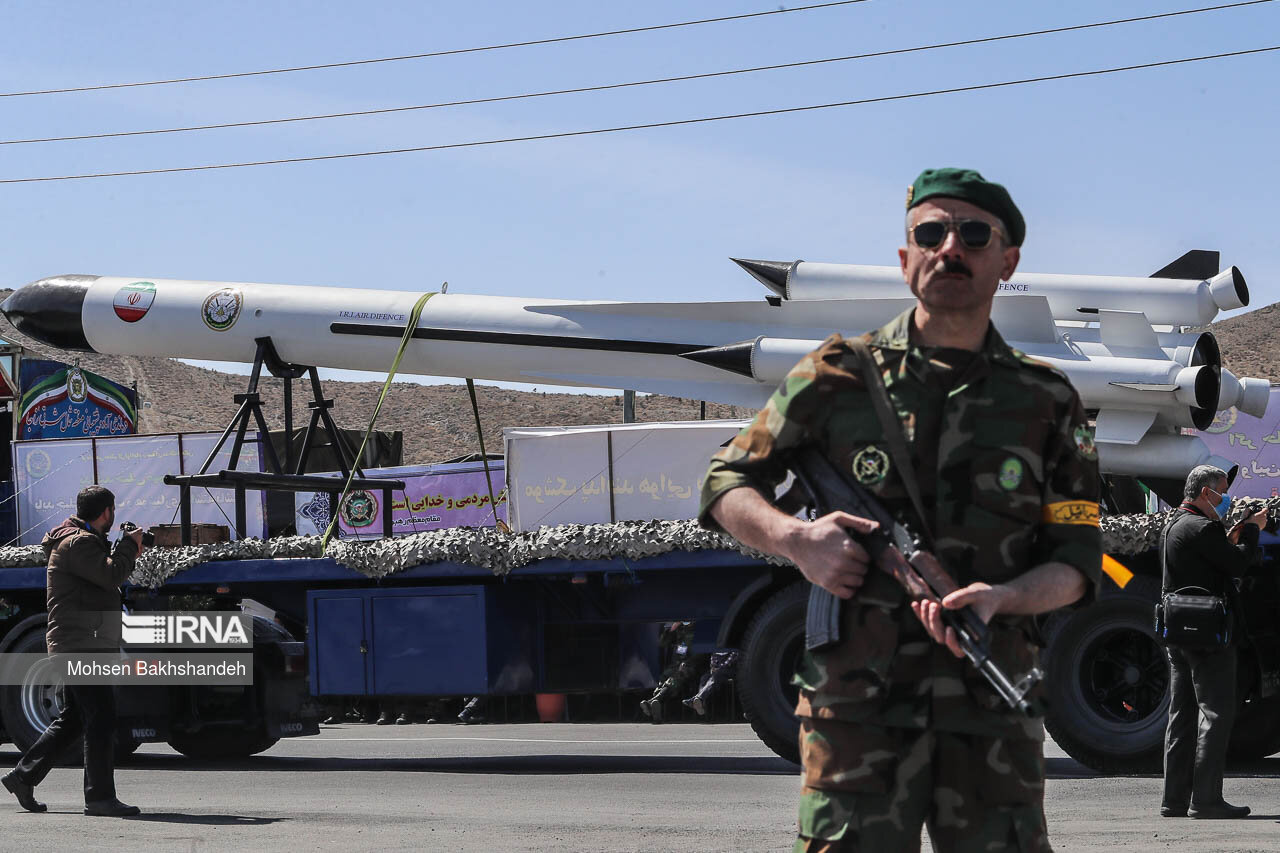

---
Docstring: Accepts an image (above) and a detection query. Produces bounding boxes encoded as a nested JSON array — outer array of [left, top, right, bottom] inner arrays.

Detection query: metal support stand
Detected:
[[165, 337, 401, 544]]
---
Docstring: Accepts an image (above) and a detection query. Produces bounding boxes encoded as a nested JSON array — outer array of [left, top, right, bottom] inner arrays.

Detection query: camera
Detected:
[[119, 521, 156, 546]]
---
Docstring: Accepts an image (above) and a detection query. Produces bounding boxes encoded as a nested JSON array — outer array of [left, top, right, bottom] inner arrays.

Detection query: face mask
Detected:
[[1210, 489, 1232, 520]]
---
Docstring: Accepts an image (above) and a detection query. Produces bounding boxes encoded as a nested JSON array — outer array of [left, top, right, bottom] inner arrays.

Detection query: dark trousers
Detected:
[[1163, 645, 1237, 809], [11, 683, 117, 803]]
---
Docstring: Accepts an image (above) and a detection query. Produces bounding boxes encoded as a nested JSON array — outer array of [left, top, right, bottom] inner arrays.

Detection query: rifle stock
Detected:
[[786, 447, 1043, 718]]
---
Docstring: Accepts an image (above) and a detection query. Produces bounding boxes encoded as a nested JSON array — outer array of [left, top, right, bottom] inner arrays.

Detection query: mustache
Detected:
[[939, 258, 972, 277]]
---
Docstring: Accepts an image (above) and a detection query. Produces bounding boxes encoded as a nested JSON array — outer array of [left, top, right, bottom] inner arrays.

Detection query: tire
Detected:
[[1228, 693, 1280, 761], [166, 728, 278, 760], [737, 582, 806, 765], [1043, 576, 1168, 773], [0, 628, 136, 764]]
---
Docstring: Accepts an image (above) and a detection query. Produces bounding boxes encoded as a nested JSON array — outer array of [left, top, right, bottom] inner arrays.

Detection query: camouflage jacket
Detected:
[[699, 308, 1103, 740]]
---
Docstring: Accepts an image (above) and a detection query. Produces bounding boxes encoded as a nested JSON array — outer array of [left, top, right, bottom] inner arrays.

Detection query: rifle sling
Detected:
[[847, 338, 934, 546]]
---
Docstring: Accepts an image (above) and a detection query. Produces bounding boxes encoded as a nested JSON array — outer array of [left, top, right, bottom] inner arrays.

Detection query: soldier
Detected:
[[699, 169, 1103, 851]]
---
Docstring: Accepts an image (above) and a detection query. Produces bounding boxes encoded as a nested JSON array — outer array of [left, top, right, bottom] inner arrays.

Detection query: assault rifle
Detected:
[[786, 447, 1044, 718]]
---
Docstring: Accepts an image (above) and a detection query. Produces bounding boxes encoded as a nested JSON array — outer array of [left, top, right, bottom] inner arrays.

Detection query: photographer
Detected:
[[1160, 465, 1266, 820], [1, 486, 148, 817]]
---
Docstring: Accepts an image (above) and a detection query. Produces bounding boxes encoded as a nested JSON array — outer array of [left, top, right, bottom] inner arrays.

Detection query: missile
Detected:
[[1095, 432, 1239, 482], [732, 251, 1249, 326], [3, 268, 1268, 484], [2, 274, 870, 410]]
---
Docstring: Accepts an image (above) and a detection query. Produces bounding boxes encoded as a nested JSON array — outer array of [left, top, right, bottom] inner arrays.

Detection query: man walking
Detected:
[[2, 485, 146, 817]]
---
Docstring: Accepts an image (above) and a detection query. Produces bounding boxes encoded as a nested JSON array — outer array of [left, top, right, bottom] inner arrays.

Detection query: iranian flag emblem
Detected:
[[113, 281, 156, 322]]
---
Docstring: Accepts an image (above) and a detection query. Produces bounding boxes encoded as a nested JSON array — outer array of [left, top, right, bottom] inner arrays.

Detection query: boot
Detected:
[[375, 710, 393, 725], [2, 772, 46, 813], [1188, 801, 1251, 819], [84, 798, 141, 817]]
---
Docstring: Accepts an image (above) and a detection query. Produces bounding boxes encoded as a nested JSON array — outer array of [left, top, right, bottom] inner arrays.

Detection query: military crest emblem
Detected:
[[202, 288, 243, 332], [66, 368, 88, 403], [852, 445, 891, 485], [1073, 425, 1098, 461], [339, 490, 378, 528], [998, 457, 1024, 490]]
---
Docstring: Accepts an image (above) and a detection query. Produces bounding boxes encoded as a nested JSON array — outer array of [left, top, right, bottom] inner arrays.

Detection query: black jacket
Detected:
[[1161, 505, 1259, 598]]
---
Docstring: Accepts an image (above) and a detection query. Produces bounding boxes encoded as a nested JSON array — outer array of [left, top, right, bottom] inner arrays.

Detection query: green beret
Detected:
[[906, 167, 1025, 247]]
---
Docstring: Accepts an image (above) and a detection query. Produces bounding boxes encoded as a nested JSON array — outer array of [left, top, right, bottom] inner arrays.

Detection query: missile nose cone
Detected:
[[679, 340, 756, 378], [730, 258, 795, 299], [2, 275, 96, 351]]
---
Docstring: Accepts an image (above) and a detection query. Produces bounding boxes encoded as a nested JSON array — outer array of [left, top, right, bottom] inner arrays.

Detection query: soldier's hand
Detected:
[[911, 583, 1012, 658], [784, 511, 877, 599]]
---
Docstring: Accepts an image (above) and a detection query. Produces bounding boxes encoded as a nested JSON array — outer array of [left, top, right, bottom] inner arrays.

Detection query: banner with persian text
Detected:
[[1201, 387, 1280, 498], [18, 360, 136, 439], [294, 462, 507, 538], [12, 432, 264, 545]]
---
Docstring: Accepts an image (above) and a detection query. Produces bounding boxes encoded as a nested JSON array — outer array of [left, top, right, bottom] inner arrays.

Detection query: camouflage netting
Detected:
[[0, 520, 788, 589], [2, 500, 1276, 586], [1101, 496, 1280, 557]]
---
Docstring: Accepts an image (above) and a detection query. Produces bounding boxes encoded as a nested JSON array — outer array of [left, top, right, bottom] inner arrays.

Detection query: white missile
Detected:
[[1096, 432, 1238, 481], [2, 267, 1268, 484], [733, 250, 1249, 326]]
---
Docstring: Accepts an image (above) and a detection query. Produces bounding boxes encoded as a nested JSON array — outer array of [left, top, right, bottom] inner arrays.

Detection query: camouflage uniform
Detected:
[[699, 309, 1103, 852]]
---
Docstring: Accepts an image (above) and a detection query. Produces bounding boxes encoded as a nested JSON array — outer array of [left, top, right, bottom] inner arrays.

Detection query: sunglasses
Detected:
[[910, 219, 1004, 250]]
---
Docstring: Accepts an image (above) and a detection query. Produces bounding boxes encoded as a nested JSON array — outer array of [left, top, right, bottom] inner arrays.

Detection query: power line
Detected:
[[0, 1, 870, 99], [3, 45, 1275, 185], [2, 1, 1267, 147]]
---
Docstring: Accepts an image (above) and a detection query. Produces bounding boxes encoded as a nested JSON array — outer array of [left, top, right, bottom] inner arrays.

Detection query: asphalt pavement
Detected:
[[1, 723, 1278, 852]]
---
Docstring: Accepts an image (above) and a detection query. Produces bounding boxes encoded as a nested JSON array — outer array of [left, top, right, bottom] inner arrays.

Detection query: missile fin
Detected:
[[1098, 310, 1161, 353], [1151, 250, 1219, 280], [730, 258, 795, 298], [989, 296, 1058, 344], [1094, 409, 1157, 445], [678, 341, 756, 379], [1108, 382, 1178, 392]]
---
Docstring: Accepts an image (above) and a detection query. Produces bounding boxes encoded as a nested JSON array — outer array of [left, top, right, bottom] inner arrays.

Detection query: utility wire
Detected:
[[3, 45, 1275, 185], [0, 1, 869, 98], [2, 1, 1267, 147]]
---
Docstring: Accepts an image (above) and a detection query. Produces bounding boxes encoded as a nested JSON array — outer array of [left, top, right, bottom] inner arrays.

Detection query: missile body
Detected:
[[734, 257, 1249, 326]]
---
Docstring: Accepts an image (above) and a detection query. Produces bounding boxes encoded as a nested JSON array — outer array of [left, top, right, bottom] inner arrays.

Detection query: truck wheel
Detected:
[[1043, 576, 1168, 773], [166, 729, 278, 760], [737, 582, 806, 765], [1228, 694, 1280, 761], [0, 628, 137, 764]]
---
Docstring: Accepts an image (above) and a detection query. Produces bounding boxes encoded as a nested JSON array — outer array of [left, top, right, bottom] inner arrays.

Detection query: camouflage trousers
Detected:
[[795, 717, 1050, 852]]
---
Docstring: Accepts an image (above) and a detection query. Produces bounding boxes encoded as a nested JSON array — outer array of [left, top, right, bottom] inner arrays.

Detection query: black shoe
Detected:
[[375, 712, 393, 725], [1189, 801, 1250, 819], [683, 695, 707, 716], [395, 713, 411, 725], [1, 772, 46, 813], [322, 715, 341, 725], [1160, 805, 1187, 818], [84, 798, 141, 817]]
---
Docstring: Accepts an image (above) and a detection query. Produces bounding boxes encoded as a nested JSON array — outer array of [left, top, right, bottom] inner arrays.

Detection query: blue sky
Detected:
[[2, 1, 1277, 388]]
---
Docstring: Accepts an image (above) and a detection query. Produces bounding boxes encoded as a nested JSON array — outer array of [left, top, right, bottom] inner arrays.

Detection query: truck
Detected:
[[3, 500, 1280, 772]]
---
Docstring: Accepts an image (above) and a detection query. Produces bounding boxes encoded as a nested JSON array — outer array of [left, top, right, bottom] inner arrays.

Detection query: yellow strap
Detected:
[[322, 292, 436, 550], [1101, 554, 1134, 589], [1041, 500, 1100, 526]]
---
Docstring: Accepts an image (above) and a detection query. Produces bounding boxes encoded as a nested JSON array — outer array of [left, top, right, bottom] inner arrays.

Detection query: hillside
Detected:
[[1, 293, 1274, 465]]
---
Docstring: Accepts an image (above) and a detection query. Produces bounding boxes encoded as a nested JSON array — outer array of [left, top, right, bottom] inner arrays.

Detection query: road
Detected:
[[2, 723, 1278, 852]]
